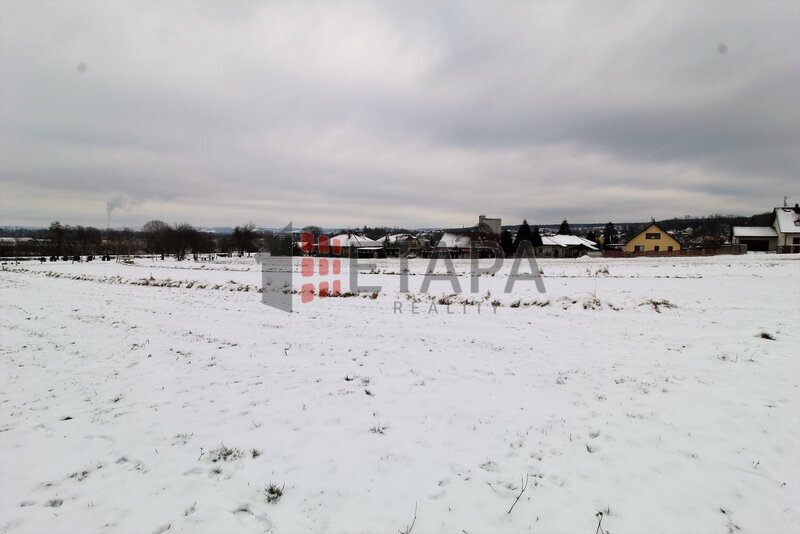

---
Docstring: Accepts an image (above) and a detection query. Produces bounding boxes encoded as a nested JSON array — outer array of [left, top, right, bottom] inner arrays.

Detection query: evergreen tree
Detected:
[[513, 219, 533, 251], [586, 230, 597, 243], [602, 222, 618, 249], [531, 226, 543, 247], [557, 219, 571, 235], [500, 229, 513, 256]]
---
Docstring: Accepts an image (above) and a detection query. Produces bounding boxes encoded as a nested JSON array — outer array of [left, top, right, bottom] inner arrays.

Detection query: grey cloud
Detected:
[[0, 1, 797, 228]]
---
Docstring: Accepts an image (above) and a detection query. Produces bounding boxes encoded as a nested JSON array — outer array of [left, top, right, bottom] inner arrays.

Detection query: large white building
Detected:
[[772, 205, 800, 253], [536, 235, 598, 258], [731, 206, 800, 253], [477, 215, 502, 235]]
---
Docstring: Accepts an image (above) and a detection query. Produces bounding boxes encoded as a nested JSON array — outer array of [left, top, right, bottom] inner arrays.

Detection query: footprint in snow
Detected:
[[586, 442, 601, 454], [480, 460, 499, 472], [429, 489, 446, 500]]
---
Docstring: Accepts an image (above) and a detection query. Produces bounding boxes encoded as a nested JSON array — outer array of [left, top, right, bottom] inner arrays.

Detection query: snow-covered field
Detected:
[[1, 254, 799, 533]]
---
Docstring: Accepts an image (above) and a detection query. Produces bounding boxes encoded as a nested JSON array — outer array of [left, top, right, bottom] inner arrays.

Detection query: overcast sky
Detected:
[[1, 1, 797, 229]]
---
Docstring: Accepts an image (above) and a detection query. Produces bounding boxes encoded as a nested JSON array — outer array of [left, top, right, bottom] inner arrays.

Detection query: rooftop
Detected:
[[732, 226, 777, 238], [773, 207, 800, 234]]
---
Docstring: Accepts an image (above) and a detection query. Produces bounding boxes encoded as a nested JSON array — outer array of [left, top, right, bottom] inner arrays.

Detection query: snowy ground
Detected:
[[1, 254, 799, 533]]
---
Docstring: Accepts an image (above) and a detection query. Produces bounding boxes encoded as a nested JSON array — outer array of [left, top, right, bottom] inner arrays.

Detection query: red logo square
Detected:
[[301, 258, 314, 277]]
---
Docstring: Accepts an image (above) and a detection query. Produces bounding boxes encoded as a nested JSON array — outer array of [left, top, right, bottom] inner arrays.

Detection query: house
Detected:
[[377, 233, 421, 257], [377, 233, 419, 247], [536, 235, 599, 258], [297, 232, 383, 257], [433, 215, 503, 258], [435, 232, 472, 257], [329, 233, 383, 257], [730, 205, 800, 253], [730, 226, 777, 252], [771, 205, 800, 253], [623, 222, 681, 253]]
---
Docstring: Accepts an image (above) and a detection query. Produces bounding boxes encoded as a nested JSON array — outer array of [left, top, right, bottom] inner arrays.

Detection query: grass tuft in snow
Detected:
[[758, 331, 776, 340], [207, 444, 243, 463], [68, 470, 90, 481], [583, 294, 602, 310], [437, 294, 456, 305], [595, 511, 609, 534], [398, 502, 417, 534], [265, 482, 285, 503], [507, 474, 529, 515], [643, 299, 678, 313]]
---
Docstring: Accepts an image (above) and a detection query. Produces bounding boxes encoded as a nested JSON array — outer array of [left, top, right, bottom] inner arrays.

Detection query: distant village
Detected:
[[294, 205, 800, 259], [1, 205, 799, 261]]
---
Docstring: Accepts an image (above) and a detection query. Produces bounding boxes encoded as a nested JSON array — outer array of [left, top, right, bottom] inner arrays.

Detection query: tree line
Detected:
[[0, 220, 267, 259], [1, 218, 627, 259]]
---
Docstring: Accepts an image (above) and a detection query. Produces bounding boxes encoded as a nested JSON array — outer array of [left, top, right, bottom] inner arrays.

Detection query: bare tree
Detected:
[[142, 220, 172, 259], [233, 222, 258, 256], [49, 221, 65, 256], [172, 222, 198, 260]]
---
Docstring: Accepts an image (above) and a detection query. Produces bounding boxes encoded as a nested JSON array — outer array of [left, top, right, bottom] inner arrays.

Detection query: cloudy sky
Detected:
[[1, 1, 797, 229]]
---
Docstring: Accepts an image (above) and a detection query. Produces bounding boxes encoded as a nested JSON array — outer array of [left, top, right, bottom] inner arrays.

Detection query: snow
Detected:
[[1, 255, 799, 533], [732, 227, 777, 238], [436, 232, 471, 249]]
